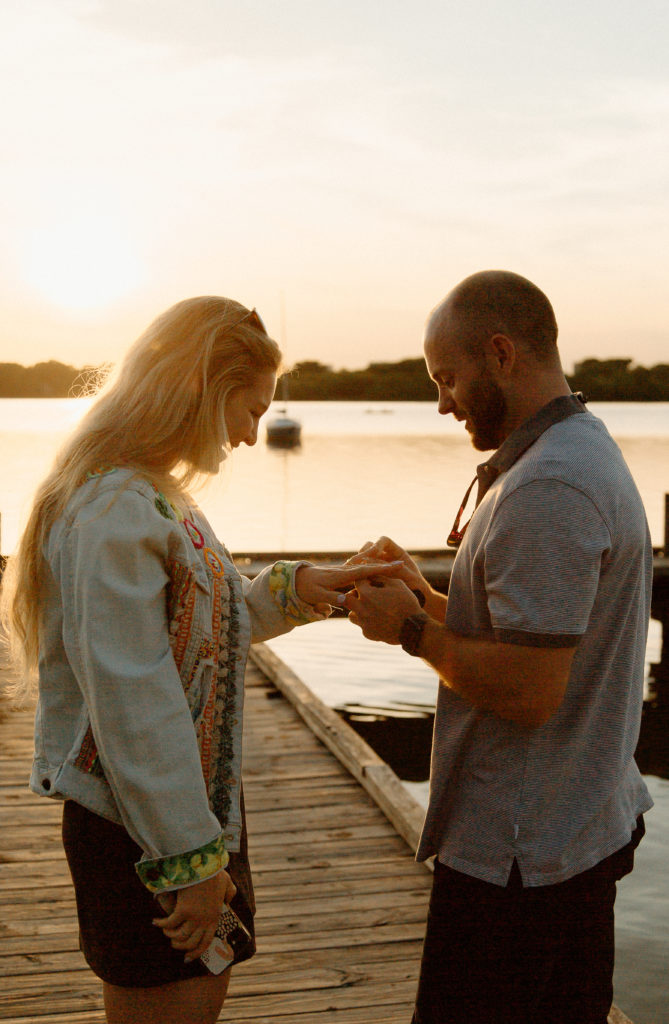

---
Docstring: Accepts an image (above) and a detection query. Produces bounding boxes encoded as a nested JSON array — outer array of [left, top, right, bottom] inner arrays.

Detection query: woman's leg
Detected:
[[102, 969, 231, 1024]]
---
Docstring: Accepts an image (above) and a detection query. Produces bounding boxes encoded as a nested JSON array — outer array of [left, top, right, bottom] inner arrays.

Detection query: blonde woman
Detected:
[[1, 297, 398, 1024]]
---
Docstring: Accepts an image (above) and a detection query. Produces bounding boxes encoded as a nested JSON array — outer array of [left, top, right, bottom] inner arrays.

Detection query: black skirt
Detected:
[[62, 798, 256, 988]]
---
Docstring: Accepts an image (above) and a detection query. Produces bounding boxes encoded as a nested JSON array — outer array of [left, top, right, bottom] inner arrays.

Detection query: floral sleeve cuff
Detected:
[[269, 560, 328, 626], [135, 832, 229, 894]]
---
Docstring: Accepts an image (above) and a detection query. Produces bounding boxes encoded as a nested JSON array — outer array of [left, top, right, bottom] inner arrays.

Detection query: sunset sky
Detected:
[[1, 0, 667, 374]]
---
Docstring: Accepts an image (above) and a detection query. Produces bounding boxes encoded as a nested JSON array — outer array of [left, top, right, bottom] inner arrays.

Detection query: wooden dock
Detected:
[[0, 647, 634, 1023]]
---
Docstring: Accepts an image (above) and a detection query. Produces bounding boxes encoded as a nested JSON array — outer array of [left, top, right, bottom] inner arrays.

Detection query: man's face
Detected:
[[424, 314, 508, 452]]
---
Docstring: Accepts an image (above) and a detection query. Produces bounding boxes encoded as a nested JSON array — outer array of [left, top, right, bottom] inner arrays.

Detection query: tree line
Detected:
[[2, 356, 669, 401], [282, 357, 669, 401], [0, 361, 99, 398]]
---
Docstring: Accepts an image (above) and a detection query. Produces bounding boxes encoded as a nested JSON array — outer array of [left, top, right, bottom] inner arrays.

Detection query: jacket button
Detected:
[[42, 778, 51, 791]]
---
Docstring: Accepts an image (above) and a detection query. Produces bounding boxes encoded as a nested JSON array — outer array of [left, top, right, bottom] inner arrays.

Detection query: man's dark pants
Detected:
[[411, 823, 643, 1024]]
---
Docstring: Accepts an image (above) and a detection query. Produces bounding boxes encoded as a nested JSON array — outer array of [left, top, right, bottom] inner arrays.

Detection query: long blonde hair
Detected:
[[1, 296, 281, 698]]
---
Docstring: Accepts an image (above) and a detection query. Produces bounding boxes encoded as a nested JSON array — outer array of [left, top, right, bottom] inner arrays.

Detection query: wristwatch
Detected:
[[399, 612, 428, 656]]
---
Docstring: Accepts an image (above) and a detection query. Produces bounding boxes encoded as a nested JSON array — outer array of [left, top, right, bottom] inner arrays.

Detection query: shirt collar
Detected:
[[475, 392, 588, 502]]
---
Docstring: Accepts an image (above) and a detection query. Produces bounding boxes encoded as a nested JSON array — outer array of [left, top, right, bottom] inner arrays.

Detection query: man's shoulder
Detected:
[[494, 412, 649, 555], [509, 412, 630, 492]]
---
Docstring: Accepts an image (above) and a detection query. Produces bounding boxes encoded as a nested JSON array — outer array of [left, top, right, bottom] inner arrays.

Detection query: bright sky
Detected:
[[1, 0, 667, 373]]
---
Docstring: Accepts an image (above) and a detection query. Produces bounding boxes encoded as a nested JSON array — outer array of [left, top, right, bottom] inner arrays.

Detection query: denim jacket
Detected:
[[32, 468, 323, 893]]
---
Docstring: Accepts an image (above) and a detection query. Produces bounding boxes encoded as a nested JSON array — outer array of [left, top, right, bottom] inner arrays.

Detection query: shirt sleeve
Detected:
[[484, 479, 612, 647], [54, 484, 226, 892], [242, 560, 328, 643]]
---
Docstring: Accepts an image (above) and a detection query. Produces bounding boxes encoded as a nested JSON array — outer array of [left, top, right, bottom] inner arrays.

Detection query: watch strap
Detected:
[[399, 612, 428, 656]]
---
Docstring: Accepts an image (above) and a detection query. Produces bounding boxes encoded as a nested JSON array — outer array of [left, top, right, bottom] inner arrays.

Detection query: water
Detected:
[[1, 398, 668, 1022], [1, 399, 669, 554]]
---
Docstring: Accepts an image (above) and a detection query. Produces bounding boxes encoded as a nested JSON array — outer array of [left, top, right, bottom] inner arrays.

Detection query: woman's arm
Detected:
[[55, 485, 225, 885], [242, 558, 404, 642]]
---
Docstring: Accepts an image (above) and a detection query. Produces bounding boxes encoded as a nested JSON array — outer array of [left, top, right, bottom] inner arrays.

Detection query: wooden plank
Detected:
[[2, 939, 426, 980], [249, 644, 427, 855], [0, 883, 429, 929]]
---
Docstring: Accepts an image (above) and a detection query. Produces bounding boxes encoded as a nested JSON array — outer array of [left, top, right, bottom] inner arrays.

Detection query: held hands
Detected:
[[294, 558, 405, 615], [153, 868, 237, 963], [345, 536, 447, 622], [295, 536, 443, 643], [345, 536, 429, 600]]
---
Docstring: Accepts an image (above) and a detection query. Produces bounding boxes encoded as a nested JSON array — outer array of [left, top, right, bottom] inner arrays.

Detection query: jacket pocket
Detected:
[[188, 656, 216, 725]]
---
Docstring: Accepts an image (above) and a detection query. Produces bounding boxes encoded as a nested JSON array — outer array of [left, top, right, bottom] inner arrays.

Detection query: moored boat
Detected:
[[266, 408, 301, 447]]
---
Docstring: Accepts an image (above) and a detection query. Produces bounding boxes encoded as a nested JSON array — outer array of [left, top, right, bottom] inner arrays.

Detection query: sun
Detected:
[[23, 212, 144, 312]]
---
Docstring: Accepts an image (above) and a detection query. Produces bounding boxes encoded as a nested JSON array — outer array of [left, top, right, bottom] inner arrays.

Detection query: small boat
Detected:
[[266, 407, 301, 448]]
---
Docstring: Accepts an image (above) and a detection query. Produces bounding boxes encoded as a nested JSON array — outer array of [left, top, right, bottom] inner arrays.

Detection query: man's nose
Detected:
[[246, 423, 259, 446], [438, 391, 455, 416]]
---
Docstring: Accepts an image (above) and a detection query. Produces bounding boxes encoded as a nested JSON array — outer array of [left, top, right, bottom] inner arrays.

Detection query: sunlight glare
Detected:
[[23, 213, 144, 312]]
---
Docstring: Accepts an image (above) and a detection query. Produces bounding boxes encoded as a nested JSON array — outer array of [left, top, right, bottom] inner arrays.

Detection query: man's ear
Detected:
[[486, 333, 516, 377]]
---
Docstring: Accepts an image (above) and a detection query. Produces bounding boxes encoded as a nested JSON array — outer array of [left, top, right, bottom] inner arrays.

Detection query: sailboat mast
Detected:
[[279, 290, 288, 403]]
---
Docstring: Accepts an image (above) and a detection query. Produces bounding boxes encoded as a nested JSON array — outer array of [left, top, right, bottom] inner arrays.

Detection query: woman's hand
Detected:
[[294, 559, 404, 614], [153, 869, 237, 963]]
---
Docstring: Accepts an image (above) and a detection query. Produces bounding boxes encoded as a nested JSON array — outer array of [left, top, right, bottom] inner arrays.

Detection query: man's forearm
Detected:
[[418, 618, 573, 729], [424, 588, 448, 621]]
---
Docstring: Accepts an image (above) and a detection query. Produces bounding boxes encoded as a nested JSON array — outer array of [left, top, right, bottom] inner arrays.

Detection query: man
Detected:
[[344, 270, 653, 1024]]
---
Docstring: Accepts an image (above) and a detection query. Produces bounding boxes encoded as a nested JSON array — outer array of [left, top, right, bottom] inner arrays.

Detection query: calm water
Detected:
[[1, 398, 669, 554], [1, 398, 668, 1022]]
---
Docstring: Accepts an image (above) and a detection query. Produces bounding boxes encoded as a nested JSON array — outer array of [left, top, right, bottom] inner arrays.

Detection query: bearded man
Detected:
[[344, 270, 652, 1024]]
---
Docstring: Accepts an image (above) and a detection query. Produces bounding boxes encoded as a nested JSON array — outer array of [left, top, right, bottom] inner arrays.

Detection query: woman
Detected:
[[1, 297, 398, 1024]]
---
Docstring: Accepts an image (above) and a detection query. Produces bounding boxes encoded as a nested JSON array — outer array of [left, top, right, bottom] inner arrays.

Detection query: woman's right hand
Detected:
[[153, 869, 237, 962]]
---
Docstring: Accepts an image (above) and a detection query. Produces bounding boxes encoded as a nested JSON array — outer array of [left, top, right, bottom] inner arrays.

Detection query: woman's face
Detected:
[[224, 369, 277, 450]]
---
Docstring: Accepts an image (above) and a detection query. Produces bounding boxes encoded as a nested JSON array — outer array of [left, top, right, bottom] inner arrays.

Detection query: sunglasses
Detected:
[[230, 307, 267, 335], [447, 475, 478, 548]]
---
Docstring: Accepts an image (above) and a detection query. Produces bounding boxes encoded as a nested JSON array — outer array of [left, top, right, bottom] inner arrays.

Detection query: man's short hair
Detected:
[[446, 270, 559, 362]]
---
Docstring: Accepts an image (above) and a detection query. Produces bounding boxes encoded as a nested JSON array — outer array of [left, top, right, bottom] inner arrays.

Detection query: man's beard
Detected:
[[467, 371, 508, 451]]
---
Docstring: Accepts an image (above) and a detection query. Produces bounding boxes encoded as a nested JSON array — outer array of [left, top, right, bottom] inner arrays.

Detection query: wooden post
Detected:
[[665, 493, 669, 554]]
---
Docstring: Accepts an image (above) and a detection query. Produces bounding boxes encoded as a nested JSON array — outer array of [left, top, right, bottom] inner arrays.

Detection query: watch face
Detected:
[[400, 613, 427, 655]]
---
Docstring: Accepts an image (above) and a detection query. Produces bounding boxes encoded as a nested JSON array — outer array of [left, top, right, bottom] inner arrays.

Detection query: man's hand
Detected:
[[346, 536, 424, 586], [153, 869, 237, 963], [343, 577, 423, 643], [346, 537, 446, 621]]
